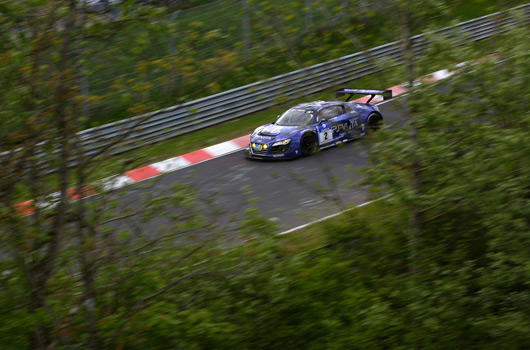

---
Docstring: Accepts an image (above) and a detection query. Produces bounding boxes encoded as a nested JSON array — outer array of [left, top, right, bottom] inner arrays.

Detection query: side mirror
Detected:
[[318, 119, 327, 124], [274, 115, 280, 124]]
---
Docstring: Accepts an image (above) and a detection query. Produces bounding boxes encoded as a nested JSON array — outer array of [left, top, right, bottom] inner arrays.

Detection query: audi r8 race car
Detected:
[[246, 88, 392, 159]]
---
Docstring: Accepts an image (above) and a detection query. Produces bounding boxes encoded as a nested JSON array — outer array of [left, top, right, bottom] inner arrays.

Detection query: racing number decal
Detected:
[[319, 127, 333, 144]]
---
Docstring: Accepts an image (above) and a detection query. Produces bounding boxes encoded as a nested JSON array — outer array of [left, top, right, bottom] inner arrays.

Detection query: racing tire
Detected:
[[300, 133, 317, 156], [366, 113, 383, 133]]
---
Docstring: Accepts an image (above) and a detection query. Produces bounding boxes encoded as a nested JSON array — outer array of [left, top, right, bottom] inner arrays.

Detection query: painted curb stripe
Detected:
[[419, 76, 438, 82], [67, 185, 97, 200], [432, 69, 453, 80], [125, 165, 160, 182], [151, 156, 191, 173], [353, 95, 371, 103], [181, 149, 213, 163], [14, 201, 35, 216], [388, 84, 409, 96], [354, 95, 385, 104], [203, 140, 241, 157], [231, 134, 251, 148], [101, 175, 134, 191]]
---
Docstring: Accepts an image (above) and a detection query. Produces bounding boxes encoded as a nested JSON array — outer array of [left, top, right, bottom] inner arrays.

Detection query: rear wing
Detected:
[[336, 88, 392, 104]]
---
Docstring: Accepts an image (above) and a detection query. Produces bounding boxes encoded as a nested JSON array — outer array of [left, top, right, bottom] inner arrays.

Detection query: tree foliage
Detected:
[[355, 24, 530, 348]]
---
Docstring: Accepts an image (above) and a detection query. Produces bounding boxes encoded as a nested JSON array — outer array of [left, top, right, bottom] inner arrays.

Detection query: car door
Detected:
[[334, 104, 363, 138], [316, 105, 361, 144], [315, 107, 337, 146]]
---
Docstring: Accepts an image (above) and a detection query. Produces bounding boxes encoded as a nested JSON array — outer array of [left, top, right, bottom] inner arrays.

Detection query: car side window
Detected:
[[330, 106, 346, 118], [317, 106, 343, 122]]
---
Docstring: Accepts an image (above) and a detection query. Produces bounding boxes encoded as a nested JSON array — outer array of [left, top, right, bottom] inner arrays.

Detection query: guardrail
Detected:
[[6, 4, 530, 173]]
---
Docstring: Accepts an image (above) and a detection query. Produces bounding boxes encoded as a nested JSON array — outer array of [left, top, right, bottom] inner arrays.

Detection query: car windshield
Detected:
[[276, 108, 314, 126]]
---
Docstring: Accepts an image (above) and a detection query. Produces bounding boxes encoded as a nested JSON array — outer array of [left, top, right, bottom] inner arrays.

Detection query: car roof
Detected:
[[290, 101, 342, 112]]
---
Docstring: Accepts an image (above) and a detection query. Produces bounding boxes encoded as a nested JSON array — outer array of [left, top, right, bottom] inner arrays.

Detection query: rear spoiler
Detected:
[[335, 88, 392, 103]]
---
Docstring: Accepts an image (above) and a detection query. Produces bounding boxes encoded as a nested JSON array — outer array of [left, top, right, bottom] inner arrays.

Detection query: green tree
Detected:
[[0, 1, 227, 348], [356, 25, 530, 347]]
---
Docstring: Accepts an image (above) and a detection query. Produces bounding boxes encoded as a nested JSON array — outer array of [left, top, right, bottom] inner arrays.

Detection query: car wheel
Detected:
[[367, 113, 383, 133], [300, 133, 317, 156]]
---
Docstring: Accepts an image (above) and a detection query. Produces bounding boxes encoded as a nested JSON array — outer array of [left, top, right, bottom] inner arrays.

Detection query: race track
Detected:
[[109, 99, 408, 234]]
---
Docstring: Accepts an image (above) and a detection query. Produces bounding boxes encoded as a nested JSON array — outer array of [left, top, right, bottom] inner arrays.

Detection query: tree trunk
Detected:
[[399, 2, 422, 277]]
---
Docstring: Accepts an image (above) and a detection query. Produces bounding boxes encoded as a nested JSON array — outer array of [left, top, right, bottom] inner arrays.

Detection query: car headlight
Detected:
[[272, 139, 291, 147]]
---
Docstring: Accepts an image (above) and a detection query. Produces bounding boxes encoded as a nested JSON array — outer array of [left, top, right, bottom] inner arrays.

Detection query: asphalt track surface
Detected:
[[110, 99, 408, 234]]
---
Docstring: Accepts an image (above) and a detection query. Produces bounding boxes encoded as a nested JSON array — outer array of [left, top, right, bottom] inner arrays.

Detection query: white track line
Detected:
[[276, 197, 385, 235]]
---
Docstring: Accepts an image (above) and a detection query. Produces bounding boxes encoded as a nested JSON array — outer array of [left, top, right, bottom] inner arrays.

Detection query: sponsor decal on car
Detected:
[[262, 125, 283, 134]]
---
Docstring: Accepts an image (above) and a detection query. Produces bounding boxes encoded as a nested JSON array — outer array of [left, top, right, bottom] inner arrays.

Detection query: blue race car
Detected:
[[246, 88, 392, 159]]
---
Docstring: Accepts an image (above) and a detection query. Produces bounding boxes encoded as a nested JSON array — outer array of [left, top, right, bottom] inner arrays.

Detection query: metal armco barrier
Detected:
[[5, 4, 530, 173]]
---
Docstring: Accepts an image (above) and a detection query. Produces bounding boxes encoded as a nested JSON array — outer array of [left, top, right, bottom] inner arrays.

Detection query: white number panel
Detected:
[[318, 127, 333, 145]]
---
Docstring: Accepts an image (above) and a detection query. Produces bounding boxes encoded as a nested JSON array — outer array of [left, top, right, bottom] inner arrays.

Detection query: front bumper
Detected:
[[245, 141, 300, 159]]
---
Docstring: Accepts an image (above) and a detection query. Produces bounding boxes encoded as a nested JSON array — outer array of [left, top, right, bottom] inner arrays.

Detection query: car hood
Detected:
[[255, 124, 300, 138]]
